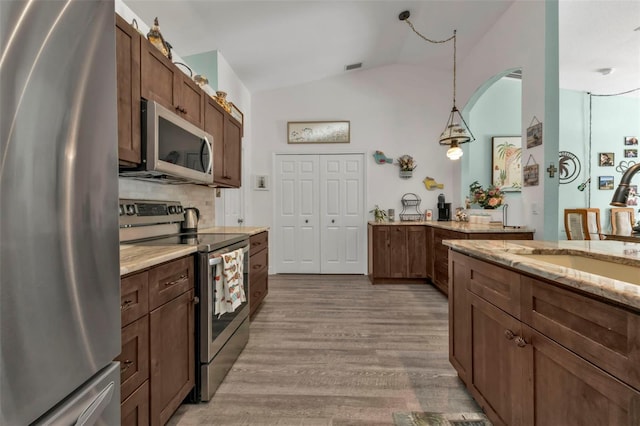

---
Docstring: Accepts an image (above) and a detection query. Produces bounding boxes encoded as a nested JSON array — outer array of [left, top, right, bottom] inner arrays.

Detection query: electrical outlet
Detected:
[[531, 203, 538, 215]]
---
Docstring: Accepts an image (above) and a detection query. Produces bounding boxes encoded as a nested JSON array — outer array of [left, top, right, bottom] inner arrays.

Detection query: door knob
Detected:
[[331, 219, 335, 223], [305, 219, 309, 223]]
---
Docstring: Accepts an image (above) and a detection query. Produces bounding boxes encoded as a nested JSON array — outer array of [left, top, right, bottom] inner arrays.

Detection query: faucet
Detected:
[[502, 203, 508, 227], [610, 163, 640, 206]]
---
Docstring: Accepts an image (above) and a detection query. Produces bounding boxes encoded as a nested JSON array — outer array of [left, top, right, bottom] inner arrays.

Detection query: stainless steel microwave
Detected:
[[119, 100, 213, 184]]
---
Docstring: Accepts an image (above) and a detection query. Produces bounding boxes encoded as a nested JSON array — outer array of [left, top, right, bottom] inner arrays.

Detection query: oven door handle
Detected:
[[209, 246, 250, 266]]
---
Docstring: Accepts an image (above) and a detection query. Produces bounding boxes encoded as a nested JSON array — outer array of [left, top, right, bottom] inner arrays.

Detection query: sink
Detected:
[[521, 254, 640, 285]]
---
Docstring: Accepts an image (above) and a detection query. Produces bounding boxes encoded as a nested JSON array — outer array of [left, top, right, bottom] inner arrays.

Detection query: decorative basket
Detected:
[[400, 193, 422, 221]]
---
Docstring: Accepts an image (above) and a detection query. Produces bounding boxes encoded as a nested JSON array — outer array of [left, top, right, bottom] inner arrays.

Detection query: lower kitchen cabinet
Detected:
[[449, 250, 640, 426], [249, 231, 269, 318], [119, 255, 195, 426], [367, 224, 428, 283]]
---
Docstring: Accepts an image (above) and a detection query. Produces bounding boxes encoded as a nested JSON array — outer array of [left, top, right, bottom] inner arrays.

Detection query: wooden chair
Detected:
[[610, 207, 635, 235], [564, 208, 603, 240]]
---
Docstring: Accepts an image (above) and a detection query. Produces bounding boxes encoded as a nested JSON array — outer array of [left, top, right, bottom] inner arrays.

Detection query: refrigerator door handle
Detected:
[[74, 381, 115, 426]]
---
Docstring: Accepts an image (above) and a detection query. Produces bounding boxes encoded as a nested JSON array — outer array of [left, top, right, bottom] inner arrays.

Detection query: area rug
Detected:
[[393, 411, 492, 426]]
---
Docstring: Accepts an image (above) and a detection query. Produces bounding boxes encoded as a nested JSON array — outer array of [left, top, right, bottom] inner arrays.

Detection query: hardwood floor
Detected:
[[168, 275, 479, 425]]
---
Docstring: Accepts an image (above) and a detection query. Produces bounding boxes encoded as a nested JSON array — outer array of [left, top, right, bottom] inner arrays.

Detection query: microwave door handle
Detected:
[[201, 136, 213, 175]]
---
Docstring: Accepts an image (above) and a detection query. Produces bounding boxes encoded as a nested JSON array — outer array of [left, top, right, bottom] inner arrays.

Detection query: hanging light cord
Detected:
[[404, 19, 457, 105]]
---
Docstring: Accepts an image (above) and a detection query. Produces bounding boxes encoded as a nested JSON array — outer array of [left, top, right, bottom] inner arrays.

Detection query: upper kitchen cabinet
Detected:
[[115, 14, 141, 166], [140, 37, 204, 129], [204, 97, 242, 188]]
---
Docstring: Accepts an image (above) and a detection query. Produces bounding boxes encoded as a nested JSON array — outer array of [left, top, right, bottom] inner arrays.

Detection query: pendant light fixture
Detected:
[[399, 10, 475, 160]]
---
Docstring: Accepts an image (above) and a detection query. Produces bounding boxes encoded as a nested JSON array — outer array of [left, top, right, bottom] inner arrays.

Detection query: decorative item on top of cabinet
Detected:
[[249, 231, 269, 319], [146, 17, 172, 60], [116, 14, 142, 166], [215, 91, 232, 113]]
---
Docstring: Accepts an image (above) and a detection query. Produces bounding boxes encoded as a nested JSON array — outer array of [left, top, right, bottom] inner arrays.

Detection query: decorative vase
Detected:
[[399, 170, 413, 179]]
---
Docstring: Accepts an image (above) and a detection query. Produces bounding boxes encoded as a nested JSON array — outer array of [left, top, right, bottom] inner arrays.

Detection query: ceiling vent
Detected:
[[505, 69, 522, 80], [345, 62, 363, 71]]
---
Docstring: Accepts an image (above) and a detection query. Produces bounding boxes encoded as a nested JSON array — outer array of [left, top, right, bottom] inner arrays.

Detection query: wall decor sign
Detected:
[[526, 116, 543, 148], [624, 136, 638, 146], [624, 149, 638, 158], [491, 136, 522, 191], [599, 152, 614, 166], [287, 121, 350, 144], [598, 176, 614, 190], [523, 154, 539, 187], [558, 151, 581, 184]]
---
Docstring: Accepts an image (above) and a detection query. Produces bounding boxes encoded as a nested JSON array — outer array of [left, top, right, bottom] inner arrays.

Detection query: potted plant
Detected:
[[369, 205, 388, 222]]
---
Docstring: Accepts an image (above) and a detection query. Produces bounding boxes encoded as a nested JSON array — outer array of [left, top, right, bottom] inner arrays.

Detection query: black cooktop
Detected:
[[126, 232, 248, 252]]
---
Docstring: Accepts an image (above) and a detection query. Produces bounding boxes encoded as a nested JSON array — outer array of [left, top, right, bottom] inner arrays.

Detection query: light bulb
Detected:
[[447, 145, 463, 160]]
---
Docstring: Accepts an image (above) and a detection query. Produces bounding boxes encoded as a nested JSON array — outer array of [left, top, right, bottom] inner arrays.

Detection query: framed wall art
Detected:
[[599, 152, 615, 166], [624, 136, 638, 146], [624, 149, 638, 158], [287, 121, 350, 144], [598, 176, 614, 190], [491, 136, 522, 191], [526, 117, 543, 148], [523, 154, 539, 187]]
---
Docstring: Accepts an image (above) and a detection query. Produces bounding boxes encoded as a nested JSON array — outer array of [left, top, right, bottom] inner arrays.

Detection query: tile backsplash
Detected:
[[119, 178, 216, 227]]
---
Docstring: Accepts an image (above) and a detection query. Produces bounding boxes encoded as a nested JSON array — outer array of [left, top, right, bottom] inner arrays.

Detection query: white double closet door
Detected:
[[275, 154, 365, 274]]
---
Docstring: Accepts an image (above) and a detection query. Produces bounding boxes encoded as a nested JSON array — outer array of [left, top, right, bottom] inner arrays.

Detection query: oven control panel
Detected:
[[119, 199, 184, 227]]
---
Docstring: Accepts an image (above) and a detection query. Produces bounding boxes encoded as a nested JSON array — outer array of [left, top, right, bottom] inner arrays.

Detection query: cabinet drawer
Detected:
[[121, 380, 149, 426], [117, 315, 149, 402], [521, 276, 640, 391], [250, 274, 268, 316], [121, 271, 149, 327], [467, 256, 521, 319], [250, 248, 268, 281], [148, 256, 194, 310], [250, 231, 268, 254]]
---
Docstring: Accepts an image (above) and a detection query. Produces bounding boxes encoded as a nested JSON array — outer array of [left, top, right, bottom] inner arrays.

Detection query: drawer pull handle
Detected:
[[121, 300, 134, 310], [120, 360, 133, 373], [165, 274, 187, 287], [504, 329, 515, 340], [515, 336, 527, 347]]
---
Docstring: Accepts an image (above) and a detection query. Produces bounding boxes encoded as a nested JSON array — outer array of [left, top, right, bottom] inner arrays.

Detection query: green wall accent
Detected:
[[183, 50, 218, 91]]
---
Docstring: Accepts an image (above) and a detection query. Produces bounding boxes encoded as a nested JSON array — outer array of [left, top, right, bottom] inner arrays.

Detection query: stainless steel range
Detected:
[[119, 199, 250, 402]]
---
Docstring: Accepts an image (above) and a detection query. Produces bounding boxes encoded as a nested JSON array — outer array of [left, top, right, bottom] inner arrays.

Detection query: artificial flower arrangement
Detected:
[[469, 181, 505, 209], [396, 155, 417, 171]]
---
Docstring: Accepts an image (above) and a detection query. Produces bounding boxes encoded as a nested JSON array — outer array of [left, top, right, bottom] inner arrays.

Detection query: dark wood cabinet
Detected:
[[115, 14, 141, 166], [368, 224, 428, 284], [150, 289, 195, 426], [249, 231, 269, 318], [449, 250, 640, 426], [205, 97, 242, 188], [119, 256, 195, 426]]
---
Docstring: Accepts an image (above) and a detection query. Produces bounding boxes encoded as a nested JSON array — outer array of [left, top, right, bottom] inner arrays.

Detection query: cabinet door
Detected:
[[406, 226, 427, 277], [150, 290, 195, 426], [449, 251, 471, 385], [140, 39, 180, 112], [371, 226, 390, 277], [522, 325, 640, 426], [117, 315, 149, 402], [469, 293, 527, 426], [388, 226, 407, 278], [222, 115, 242, 187], [121, 381, 149, 426], [115, 14, 141, 165], [177, 73, 204, 128]]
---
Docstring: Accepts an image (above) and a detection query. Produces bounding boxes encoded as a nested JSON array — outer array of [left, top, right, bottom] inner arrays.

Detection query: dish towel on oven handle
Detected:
[[214, 248, 246, 317]]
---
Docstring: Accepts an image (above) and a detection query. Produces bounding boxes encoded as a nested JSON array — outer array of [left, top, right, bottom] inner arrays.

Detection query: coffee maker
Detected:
[[437, 193, 451, 221]]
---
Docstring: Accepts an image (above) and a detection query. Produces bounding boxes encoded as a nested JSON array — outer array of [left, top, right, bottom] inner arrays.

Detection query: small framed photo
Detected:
[[523, 164, 539, 186], [598, 152, 614, 166], [624, 149, 638, 158], [253, 175, 269, 191], [598, 176, 614, 190], [624, 136, 638, 146], [627, 185, 638, 206]]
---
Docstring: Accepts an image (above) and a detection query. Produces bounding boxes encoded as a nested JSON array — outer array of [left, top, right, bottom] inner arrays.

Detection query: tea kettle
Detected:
[[183, 207, 200, 232]]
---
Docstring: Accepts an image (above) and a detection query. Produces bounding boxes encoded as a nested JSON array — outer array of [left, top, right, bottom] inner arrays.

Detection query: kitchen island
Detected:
[[444, 239, 640, 426], [367, 221, 534, 290]]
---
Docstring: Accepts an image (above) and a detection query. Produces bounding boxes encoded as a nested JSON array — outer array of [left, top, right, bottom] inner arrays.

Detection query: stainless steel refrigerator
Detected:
[[1, 0, 121, 424]]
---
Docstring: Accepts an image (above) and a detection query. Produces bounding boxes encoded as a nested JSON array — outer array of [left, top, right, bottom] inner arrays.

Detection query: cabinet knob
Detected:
[[515, 336, 527, 347], [504, 329, 515, 340], [305, 219, 309, 223], [331, 219, 335, 224]]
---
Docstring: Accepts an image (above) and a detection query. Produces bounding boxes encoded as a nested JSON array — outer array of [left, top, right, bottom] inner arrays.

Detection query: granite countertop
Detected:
[[120, 226, 269, 276], [120, 245, 198, 276], [443, 239, 640, 310], [368, 220, 535, 234], [199, 226, 269, 236]]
